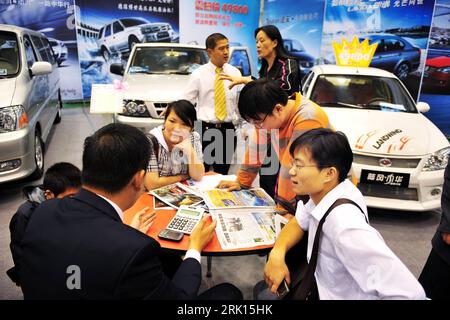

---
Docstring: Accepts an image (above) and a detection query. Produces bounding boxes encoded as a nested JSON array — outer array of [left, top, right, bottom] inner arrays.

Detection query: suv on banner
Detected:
[[109, 43, 255, 132], [97, 17, 176, 60], [301, 65, 449, 211]]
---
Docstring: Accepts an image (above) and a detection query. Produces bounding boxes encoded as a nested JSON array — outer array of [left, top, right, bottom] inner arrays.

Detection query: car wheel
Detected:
[[395, 62, 410, 81], [29, 131, 44, 180], [101, 47, 110, 61], [129, 36, 140, 51], [54, 89, 62, 124]]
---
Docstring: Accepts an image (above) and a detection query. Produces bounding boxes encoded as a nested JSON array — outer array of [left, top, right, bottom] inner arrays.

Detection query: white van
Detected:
[[0, 24, 61, 183]]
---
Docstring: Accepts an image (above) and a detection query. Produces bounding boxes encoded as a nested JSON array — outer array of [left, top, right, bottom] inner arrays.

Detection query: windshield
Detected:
[[0, 31, 20, 77], [120, 18, 148, 28], [310, 74, 418, 113], [128, 47, 208, 75]]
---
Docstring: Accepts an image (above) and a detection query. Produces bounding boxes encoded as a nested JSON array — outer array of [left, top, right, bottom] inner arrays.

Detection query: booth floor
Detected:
[[0, 107, 442, 300]]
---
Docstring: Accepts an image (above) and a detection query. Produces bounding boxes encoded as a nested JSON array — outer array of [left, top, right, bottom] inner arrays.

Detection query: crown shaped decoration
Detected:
[[332, 36, 378, 67]]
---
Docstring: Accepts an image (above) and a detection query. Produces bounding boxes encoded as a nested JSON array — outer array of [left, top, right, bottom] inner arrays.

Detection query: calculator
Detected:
[[166, 205, 205, 234]]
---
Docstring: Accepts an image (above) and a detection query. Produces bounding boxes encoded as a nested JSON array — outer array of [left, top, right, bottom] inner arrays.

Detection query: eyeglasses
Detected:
[[290, 159, 318, 171], [251, 111, 271, 129]]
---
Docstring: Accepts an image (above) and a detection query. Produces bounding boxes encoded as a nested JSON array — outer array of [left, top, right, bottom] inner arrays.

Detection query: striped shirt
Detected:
[[237, 93, 332, 212], [147, 126, 203, 177]]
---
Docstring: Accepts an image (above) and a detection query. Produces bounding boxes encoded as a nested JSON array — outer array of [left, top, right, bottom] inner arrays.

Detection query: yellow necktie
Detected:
[[214, 67, 227, 121]]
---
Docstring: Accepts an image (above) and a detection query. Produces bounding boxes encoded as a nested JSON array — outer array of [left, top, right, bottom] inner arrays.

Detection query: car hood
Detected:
[[122, 74, 189, 101], [0, 78, 16, 108], [426, 56, 450, 68], [324, 107, 449, 156]]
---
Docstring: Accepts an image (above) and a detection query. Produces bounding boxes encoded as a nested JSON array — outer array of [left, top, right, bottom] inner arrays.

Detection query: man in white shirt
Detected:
[[183, 33, 242, 175], [263, 128, 425, 300]]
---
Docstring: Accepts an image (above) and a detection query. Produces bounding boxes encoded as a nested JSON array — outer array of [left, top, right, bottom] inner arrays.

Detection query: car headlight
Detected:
[[422, 147, 450, 171], [0, 105, 29, 133], [120, 100, 150, 117]]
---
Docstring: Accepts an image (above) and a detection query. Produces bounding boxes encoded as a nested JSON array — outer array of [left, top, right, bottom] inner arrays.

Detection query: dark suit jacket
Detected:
[[432, 162, 450, 265], [20, 188, 201, 300], [7, 199, 39, 286]]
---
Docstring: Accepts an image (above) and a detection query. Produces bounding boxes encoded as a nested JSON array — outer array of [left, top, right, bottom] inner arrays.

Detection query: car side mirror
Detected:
[[417, 101, 430, 113], [110, 63, 124, 76], [30, 61, 52, 77]]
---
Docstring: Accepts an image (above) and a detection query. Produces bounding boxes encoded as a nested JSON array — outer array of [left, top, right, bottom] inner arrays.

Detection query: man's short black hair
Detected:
[[82, 123, 150, 194], [289, 128, 353, 183], [205, 33, 228, 50], [238, 79, 288, 122], [164, 100, 197, 128], [43, 162, 81, 197]]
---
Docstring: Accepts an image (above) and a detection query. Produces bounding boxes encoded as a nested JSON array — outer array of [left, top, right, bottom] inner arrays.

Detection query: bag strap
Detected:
[[295, 198, 366, 299]]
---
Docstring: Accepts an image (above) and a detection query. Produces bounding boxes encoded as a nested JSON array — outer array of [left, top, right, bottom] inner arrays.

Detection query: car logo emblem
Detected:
[[379, 158, 392, 167]]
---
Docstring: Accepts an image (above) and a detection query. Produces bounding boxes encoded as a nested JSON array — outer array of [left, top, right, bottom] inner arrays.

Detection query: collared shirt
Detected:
[[238, 93, 331, 212], [96, 193, 124, 222], [147, 125, 203, 176], [182, 61, 242, 123], [295, 179, 426, 300], [97, 192, 201, 263]]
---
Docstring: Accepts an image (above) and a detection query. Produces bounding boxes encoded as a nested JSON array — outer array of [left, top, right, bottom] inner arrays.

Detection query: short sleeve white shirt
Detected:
[[295, 179, 425, 300], [182, 61, 242, 123]]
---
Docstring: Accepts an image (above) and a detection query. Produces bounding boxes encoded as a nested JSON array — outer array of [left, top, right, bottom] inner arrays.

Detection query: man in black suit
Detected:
[[20, 123, 242, 300]]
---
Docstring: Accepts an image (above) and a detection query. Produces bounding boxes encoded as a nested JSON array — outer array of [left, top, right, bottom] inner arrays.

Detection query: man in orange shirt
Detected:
[[218, 79, 331, 214]]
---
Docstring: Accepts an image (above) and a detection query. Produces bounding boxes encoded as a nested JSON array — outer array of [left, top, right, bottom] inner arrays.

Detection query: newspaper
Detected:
[[203, 188, 275, 210], [153, 197, 173, 210], [211, 209, 276, 250], [149, 182, 203, 209]]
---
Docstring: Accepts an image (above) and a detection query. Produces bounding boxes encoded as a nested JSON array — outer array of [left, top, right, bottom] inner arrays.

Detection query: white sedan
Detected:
[[302, 65, 450, 211]]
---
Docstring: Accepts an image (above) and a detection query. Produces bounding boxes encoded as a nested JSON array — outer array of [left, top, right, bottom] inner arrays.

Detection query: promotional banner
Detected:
[[76, 0, 179, 98], [419, 0, 450, 137], [179, 0, 260, 77], [262, 0, 326, 79], [321, 0, 435, 100], [0, 0, 83, 101]]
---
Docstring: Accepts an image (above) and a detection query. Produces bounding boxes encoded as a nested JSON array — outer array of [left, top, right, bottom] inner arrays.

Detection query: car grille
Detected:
[[353, 154, 421, 168], [144, 26, 160, 33], [153, 103, 169, 116], [157, 31, 169, 39], [425, 66, 438, 72], [358, 183, 418, 201]]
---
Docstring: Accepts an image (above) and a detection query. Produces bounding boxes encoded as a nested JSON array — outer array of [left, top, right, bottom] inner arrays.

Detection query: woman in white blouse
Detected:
[[144, 100, 205, 190]]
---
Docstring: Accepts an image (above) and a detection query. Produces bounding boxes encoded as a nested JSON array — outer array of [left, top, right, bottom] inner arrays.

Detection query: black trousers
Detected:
[[197, 121, 236, 175], [198, 283, 243, 300], [419, 248, 450, 300]]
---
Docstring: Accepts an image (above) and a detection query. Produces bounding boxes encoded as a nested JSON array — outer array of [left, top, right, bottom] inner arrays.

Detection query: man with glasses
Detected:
[[263, 128, 425, 299], [218, 79, 331, 215]]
